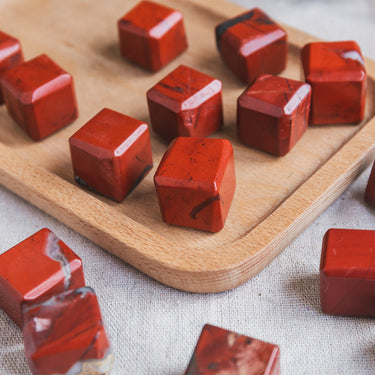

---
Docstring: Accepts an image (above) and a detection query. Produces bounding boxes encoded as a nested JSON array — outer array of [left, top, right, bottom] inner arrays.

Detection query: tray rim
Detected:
[[0, 0, 375, 293]]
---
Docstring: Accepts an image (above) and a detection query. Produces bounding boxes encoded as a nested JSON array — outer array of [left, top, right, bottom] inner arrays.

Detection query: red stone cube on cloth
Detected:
[[301, 41, 367, 124], [320, 228, 375, 317], [364, 161, 375, 207], [237, 74, 311, 156], [147, 65, 223, 142], [185, 324, 280, 375], [0, 228, 85, 327], [1, 54, 78, 140], [154, 137, 235, 233], [22, 287, 113, 375], [215, 8, 287, 84], [118, 0, 188, 71], [69, 108, 153, 202], [0, 30, 24, 104]]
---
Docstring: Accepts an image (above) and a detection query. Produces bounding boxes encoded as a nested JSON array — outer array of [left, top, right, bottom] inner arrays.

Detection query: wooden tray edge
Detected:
[[1, 116, 375, 293]]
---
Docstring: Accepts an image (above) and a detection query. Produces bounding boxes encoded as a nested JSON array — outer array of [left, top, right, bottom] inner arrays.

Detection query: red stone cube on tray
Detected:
[[185, 324, 280, 375], [69, 108, 153, 202], [0, 228, 85, 327], [154, 137, 235, 233], [23, 287, 113, 375], [320, 228, 375, 317], [0, 30, 24, 104], [237, 74, 311, 156], [118, 0, 187, 71], [301, 41, 367, 125], [1, 54, 78, 141], [215, 8, 287, 84], [147, 64, 223, 142]]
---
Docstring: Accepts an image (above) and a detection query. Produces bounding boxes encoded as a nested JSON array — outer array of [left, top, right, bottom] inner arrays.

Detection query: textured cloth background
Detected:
[[1, 0, 375, 374]]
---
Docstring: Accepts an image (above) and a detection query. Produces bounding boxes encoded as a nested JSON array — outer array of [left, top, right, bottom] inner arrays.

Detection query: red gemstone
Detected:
[[185, 324, 280, 375], [364, 161, 375, 207], [118, 0, 188, 71], [301, 41, 367, 125], [147, 65, 223, 142], [1, 54, 78, 141], [23, 287, 113, 375], [69, 108, 153, 202], [0, 228, 85, 327], [320, 228, 375, 317], [215, 8, 287, 84], [237, 74, 311, 156], [154, 137, 235, 233], [0, 30, 24, 104]]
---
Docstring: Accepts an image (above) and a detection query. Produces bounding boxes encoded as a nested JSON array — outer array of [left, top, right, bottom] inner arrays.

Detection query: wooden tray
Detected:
[[0, 0, 374, 293]]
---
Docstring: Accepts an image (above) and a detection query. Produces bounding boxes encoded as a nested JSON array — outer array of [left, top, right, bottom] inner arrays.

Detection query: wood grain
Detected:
[[0, 0, 374, 292]]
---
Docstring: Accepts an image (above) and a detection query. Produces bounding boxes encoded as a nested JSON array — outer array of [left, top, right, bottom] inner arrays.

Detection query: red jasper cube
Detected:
[[320, 228, 375, 317], [364, 161, 375, 207], [154, 137, 235, 233], [0, 30, 24, 104], [1, 54, 78, 141], [301, 41, 367, 125], [118, 0, 188, 71], [147, 65, 223, 142], [237, 74, 311, 156], [215, 8, 287, 84], [0, 228, 85, 328], [23, 287, 113, 375], [185, 324, 280, 375], [69, 108, 153, 202]]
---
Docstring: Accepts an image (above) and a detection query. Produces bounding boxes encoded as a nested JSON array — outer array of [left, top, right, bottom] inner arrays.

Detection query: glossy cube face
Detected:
[[1, 54, 78, 141], [215, 8, 287, 84], [23, 287, 113, 375], [301, 41, 367, 125], [147, 65, 223, 142], [237, 74, 311, 156], [154, 137, 235, 232], [0, 228, 85, 327], [320, 228, 375, 317], [69, 108, 153, 202], [118, 0, 188, 71], [185, 325, 280, 375], [0, 30, 24, 103]]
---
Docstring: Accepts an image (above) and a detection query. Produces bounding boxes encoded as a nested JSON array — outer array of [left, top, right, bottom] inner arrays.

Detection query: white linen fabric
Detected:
[[1, 0, 375, 374]]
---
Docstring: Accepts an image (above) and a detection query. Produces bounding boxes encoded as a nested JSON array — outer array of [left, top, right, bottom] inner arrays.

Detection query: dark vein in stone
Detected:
[[159, 82, 184, 93], [215, 10, 255, 51], [190, 195, 220, 220]]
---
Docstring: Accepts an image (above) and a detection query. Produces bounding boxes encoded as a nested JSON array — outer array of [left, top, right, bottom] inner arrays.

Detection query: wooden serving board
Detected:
[[0, 0, 374, 293]]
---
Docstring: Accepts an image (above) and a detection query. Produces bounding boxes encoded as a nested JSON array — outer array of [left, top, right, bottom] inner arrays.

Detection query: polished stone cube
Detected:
[[301, 41, 367, 124], [215, 8, 287, 84], [1, 54, 78, 140], [23, 287, 113, 375], [154, 137, 235, 232], [0, 30, 24, 104], [147, 65, 223, 142], [69, 108, 153, 202], [320, 228, 375, 316], [185, 324, 280, 375], [237, 74, 311, 156], [0, 228, 85, 327], [118, 0, 188, 71]]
